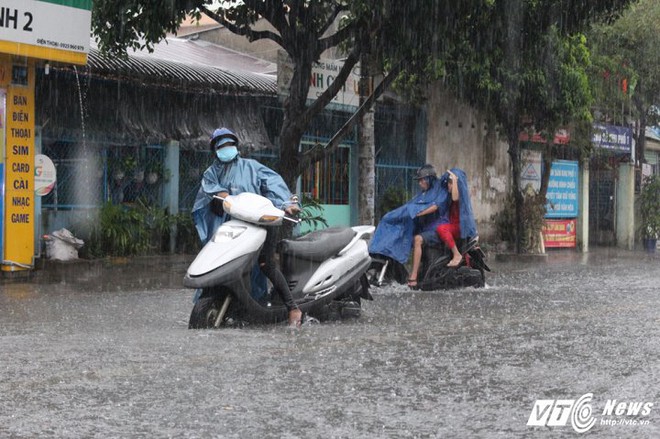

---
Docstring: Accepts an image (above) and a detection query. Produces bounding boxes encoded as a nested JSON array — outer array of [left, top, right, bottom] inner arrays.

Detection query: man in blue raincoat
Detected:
[[369, 165, 477, 286], [192, 127, 303, 327]]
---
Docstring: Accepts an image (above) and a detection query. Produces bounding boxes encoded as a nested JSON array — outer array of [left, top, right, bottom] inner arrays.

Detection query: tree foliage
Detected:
[[92, 0, 198, 55], [421, 0, 632, 252], [588, 0, 660, 163], [91, 1, 633, 249], [93, 0, 375, 189]]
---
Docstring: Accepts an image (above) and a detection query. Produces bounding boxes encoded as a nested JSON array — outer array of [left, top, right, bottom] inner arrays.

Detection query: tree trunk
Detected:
[[508, 129, 524, 254], [278, 58, 312, 191], [539, 147, 553, 198], [357, 49, 376, 226], [633, 88, 647, 167], [279, 116, 304, 191], [358, 106, 375, 225]]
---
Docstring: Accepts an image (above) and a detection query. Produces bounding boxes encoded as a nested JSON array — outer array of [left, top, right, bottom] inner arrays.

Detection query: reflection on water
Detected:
[[0, 251, 658, 437]]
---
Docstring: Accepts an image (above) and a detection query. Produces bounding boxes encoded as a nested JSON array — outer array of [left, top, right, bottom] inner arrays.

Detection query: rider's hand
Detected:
[[210, 191, 230, 216], [210, 197, 224, 216], [285, 205, 301, 216], [447, 170, 457, 182]]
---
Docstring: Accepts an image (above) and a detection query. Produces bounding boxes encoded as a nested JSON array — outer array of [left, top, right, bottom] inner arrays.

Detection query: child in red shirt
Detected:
[[436, 170, 463, 267]]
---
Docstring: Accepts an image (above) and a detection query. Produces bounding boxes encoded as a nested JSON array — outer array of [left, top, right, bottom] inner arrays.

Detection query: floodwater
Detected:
[[1, 249, 658, 438]]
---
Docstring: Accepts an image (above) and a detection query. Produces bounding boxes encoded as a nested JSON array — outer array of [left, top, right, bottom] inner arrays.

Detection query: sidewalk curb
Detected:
[[1, 254, 195, 288]]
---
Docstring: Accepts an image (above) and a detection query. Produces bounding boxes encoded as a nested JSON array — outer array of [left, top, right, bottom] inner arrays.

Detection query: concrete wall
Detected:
[[425, 85, 511, 240], [616, 162, 636, 250], [577, 160, 590, 252]]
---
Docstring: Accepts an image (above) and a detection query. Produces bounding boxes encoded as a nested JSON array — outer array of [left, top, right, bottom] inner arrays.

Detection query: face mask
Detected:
[[216, 146, 238, 162]]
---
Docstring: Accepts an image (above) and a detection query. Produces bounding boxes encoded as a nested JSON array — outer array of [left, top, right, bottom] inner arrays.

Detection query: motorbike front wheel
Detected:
[[367, 256, 408, 286], [188, 294, 232, 329]]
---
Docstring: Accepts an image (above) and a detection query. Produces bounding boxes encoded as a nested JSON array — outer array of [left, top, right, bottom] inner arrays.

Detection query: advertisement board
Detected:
[[545, 160, 579, 219], [1, 61, 35, 271], [543, 219, 577, 248], [34, 153, 56, 196], [0, 88, 4, 257], [0, 0, 91, 64]]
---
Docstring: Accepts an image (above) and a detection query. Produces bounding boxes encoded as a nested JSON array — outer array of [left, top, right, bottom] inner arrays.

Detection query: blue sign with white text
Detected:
[[592, 124, 632, 153], [545, 160, 579, 219]]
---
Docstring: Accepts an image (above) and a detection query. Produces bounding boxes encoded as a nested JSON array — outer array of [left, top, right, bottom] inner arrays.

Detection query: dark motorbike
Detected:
[[368, 236, 491, 290]]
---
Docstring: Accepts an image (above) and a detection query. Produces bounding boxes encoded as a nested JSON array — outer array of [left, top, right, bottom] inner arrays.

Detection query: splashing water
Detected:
[[71, 65, 99, 210]]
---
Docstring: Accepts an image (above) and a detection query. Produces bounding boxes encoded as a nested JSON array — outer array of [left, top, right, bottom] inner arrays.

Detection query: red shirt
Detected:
[[449, 200, 460, 225]]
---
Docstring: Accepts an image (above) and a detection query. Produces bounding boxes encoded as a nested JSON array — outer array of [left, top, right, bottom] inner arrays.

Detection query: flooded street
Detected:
[[1, 250, 659, 438]]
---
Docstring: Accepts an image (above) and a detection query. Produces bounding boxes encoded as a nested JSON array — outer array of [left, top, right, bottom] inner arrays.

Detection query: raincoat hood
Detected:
[[439, 168, 478, 239], [209, 127, 239, 151]]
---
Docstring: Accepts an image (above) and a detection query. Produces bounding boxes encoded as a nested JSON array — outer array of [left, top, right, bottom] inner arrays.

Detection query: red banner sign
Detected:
[[543, 219, 577, 248]]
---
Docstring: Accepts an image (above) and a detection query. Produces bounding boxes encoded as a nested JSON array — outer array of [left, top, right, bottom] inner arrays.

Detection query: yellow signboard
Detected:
[[0, 1, 89, 271], [2, 60, 35, 271], [0, 40, 87, 65]]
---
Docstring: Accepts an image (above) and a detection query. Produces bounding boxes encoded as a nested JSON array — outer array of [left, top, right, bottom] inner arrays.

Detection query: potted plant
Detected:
[[110, 155, 138, 182], [639, 174, 660, 253], [146, 161, 169, 185]]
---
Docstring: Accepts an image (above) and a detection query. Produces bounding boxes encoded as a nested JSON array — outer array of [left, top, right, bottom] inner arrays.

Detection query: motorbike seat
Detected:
[[279, 227, 357, 262]]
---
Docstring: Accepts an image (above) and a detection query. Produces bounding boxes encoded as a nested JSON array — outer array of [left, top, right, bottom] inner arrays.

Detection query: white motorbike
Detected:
[[184, 192, 375, 328]]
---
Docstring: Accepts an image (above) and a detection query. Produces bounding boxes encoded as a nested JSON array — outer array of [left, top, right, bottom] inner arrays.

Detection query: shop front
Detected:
[[0, 0, 91, 272]]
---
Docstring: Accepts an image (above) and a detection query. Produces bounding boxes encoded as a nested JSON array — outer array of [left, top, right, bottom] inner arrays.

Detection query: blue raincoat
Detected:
[[437, 168, 478, 239], [369, 167, 478, 264], [192, 156, 294, 244]]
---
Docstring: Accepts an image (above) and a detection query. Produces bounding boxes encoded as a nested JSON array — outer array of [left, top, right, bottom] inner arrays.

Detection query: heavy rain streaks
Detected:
[[1, 249, 659, 437]]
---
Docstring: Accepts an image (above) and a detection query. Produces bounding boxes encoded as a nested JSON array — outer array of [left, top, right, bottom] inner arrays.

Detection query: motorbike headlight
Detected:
[[259, 215, 281, 223], [212, 224, 246, 243]]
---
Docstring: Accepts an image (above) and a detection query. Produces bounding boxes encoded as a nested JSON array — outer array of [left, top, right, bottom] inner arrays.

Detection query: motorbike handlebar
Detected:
[[283, 216, 301, 224], [214, 194, 300, 224]]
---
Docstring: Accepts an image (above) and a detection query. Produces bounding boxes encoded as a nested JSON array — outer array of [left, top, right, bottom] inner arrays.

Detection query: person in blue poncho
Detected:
[[191, 127, 303, 328]]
